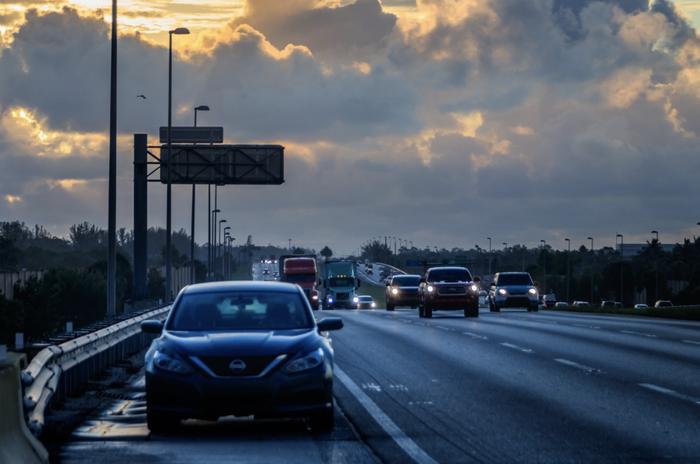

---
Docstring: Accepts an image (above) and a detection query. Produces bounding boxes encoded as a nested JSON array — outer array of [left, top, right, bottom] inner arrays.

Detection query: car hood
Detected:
[[163, 328, 318, 357]]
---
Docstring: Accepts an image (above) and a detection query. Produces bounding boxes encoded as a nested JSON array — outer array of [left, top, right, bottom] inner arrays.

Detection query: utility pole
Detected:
[[617, 233, 624, 305], [106, 0, 117, 316], [587, 236, 594, 303], [487, 237, 492, 277], [651, 230, 659, 302], [565, 238, 571, 303], [540, 240, 546, 293]]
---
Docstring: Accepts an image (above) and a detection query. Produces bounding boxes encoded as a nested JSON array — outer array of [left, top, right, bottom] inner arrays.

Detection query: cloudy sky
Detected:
[[1, 0, 700, 254]]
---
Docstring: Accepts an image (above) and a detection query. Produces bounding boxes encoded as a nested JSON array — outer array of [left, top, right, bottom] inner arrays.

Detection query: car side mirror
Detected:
[[141, 320, 164, 335], [317, 317, 343, 332]]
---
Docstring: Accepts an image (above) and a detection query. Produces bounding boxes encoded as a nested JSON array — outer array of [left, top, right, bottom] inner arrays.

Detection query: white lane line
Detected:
[[620, 330, 657, 338], [435, 325, 455, 331], [500, 342, 533, 353], [554, 358, 601, 374], [638, 383, 700, 406], [573, 323, 601, 329], [335, 366, 438, 464], [463, 331, 488, 340], [682, 339, 700, 345]]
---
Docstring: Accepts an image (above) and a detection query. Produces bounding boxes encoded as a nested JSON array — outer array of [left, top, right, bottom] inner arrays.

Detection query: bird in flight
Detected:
[[137, 94, 147, 99]]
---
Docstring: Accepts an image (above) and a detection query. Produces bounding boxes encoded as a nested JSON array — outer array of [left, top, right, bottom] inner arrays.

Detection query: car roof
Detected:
[[391, 274, 421, 279], [427, 266, 470, 272], [496, 271, 531, 275], [180, 281, 300, 295]]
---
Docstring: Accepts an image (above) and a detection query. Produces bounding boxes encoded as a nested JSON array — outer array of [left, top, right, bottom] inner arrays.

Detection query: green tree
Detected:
[[320, 246, 333, 259]]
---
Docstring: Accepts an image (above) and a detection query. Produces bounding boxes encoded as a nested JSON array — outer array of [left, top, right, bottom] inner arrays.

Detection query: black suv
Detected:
[[385, 274, 421, 310], [418, 267, 480, 318]]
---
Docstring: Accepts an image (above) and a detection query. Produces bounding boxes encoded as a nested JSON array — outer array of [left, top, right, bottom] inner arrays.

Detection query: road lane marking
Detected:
[[435, 325, 455, 331], [554, 358, 601, 374], [362, 382, 382, 393], [573, 323, 601, 329], [500, 342, 533, 353], [389, 384, 409, 392], [682, 339, 700, 345], [638, 383, 700, 406], [335, 366, 438, 464], [620, 330, 657, 338], [463, 332, 488, 340]]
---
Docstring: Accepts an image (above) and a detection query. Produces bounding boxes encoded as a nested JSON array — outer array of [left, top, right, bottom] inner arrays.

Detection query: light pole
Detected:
[[106, 0, 118, 316], [165, 26, 190, 300], [540, 240, 546, 293], [617, 233, 624, 305], [218, 219, 227, 273], [587, 236, 594, 303], [565, 238, 571, 303], [210, 208, 220, 279], [288, 238, 292, 251], [222, 226, 231, 276], [207, 185, 211, 279], [189, 105, 209, 284], [651, 230, 659, 302]]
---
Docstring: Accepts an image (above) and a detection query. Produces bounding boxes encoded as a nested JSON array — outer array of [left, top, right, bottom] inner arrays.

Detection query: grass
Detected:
[[545, 305, 700, 321], [357, 281, 387, 307]]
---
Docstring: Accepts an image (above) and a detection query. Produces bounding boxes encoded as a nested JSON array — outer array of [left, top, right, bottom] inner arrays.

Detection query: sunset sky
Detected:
[[1, 0, 700, 253]]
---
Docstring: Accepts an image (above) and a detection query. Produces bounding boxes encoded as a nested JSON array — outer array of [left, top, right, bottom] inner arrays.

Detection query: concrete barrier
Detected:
[[0, 352, 48, 464]]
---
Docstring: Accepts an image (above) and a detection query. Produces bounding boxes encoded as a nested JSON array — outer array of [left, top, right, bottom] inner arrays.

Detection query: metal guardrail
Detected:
[[20, 304, 170, 435]]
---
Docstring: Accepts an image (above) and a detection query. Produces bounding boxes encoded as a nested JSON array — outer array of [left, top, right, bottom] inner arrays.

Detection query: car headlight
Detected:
[[327, 296, 334, 303], [528, 288, 538, 295], [470, 284, 479, 292], [353, 296, 359, 303], [391, 287, 399, 295], [285, 348, 324, 373], [371, 302, 376, 307], [498, 288, 507, 295], [153, 351, 193, 375], [427, 285, 435, 293]]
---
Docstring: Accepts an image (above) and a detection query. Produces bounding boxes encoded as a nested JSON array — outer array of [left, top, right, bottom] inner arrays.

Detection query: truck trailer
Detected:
[[278, 255, 319, 309]]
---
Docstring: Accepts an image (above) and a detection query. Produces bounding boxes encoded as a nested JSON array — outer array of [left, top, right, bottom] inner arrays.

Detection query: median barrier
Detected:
[[0, 352, 49, 464]]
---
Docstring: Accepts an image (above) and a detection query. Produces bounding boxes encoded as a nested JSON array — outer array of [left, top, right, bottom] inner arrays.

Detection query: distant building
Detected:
[[616, 243, 676, 256]]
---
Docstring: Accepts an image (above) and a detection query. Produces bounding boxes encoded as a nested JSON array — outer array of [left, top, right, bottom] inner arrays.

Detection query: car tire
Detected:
[[309, 408, 334, 433], [418, 304, 424, 318], [528, 305, 539, 312], [465, 306, 479, 318], [387, 302, 394, 311], [147, 409, 178, 433], [424, 305, 433, 318], [491, 302, 500, 312]]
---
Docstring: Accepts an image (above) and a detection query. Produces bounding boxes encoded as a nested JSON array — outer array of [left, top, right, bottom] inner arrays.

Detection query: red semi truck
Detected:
[[279, 255, 319, 309]]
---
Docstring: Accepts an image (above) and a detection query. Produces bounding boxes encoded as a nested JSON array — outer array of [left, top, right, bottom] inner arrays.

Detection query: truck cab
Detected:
[[322, 260, 361, 309]]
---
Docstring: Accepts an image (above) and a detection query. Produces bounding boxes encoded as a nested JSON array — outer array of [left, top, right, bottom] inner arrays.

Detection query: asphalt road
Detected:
[[331, 308, 700, 463], [59, 308, 700, 463]]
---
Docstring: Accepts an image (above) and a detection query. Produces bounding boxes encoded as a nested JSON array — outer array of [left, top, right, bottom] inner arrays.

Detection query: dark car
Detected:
[[141, 281, 343, 433], [385, 274, 421, 311], [417, 267, 480, 318]]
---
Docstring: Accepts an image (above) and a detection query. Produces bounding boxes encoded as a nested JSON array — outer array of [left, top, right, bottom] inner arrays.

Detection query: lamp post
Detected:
[[222, 226, 231, 276], [165, 26, 190, 300], [540, 240, 546, 293], [189, 105, 209, 283], [617, 233, 624, 305], [651, 230, 659, 302], [587, 236, 594, 303], [565, 238, 571, 303], [106, 0, 118, 316], [210, 208, 220, 279]]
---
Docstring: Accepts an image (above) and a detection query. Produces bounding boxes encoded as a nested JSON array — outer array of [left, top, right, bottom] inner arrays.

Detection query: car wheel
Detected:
[[309, 408, 334, 433], [465, 306, 479, 318], [387, 303, 394, 311], [491, 303, 500, 312], [424, 305, 433, 318], [147, 409, 178, 433], [528, 305, 539, 312]]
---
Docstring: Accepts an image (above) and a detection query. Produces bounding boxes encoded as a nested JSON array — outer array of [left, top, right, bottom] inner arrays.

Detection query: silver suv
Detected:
[[488, 272, 539, 312]]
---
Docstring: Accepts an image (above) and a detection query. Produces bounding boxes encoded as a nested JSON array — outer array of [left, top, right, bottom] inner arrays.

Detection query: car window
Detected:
[[496, 274, 533, 286], [168, 291, 313, 331], [392, 276, 421, 286], [427, 269, 472, 282]]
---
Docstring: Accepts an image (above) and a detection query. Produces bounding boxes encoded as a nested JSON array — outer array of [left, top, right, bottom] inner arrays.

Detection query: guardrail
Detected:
[[20, 304, 170, 436]]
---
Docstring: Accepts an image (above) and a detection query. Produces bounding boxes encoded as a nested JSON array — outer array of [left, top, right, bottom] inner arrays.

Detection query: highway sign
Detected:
[[159, 126, 223, 144], [159, 144, 284, 185]]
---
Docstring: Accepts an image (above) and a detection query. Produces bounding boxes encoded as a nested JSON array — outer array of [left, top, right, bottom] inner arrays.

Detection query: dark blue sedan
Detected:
[[141, 281, 343, 433]]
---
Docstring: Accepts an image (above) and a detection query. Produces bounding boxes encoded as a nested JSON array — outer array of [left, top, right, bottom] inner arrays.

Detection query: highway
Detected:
[[58, 307, 700, 463]]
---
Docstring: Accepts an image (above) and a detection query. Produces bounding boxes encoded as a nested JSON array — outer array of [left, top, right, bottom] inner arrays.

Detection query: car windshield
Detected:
[[359, 296, 372, 302], [283, 274, 315, 283], [392, 276, 420, 286], [329, 277, 354, 287], [168, 291, 314, 331], [497, 274, 533, 286], [428, 269, 472, 282]]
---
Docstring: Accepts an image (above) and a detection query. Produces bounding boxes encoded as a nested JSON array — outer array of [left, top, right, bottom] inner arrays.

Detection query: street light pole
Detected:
[[651, 230, 659, 302], [166, 27, 190, 301], [188, 105, 209, 284], [222, 226, 231, 276], [106, 0, 118, 316], [211, 207, 220, 279], [587, 236, 594, 303], [617, 233, 624, 305], [487, 237, 492, 277], [565, 238, 571, 303]]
